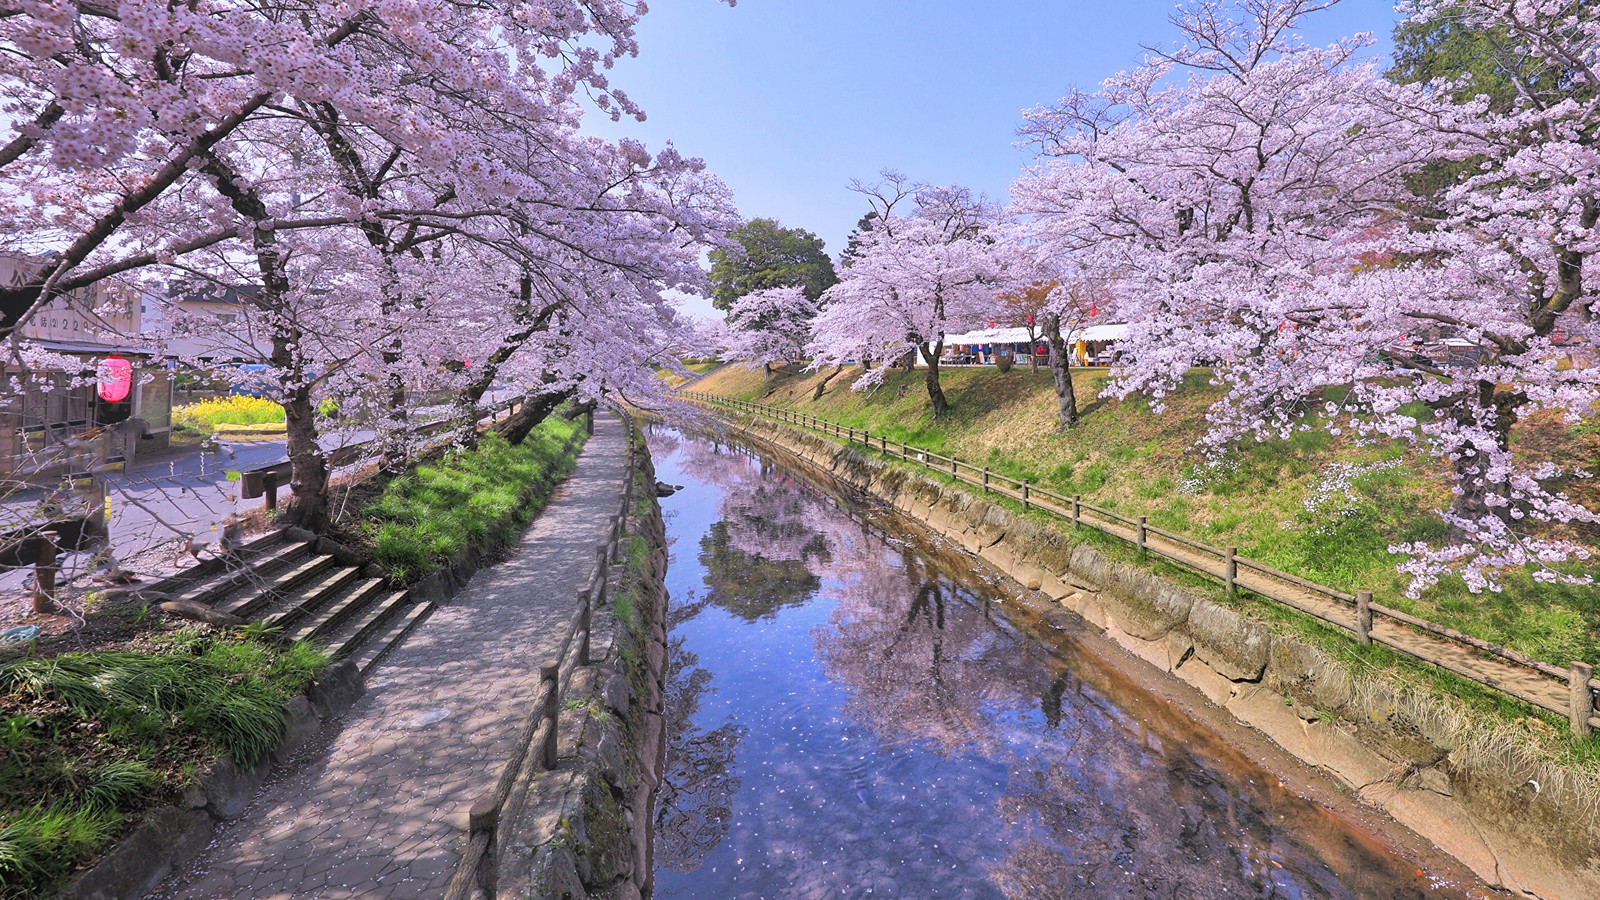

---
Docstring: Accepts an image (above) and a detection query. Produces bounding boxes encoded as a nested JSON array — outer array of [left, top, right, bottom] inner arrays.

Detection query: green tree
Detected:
[[708, 218, 838, 311], [1391, 10, 1524, 111], [839, 211, 879, 269], [1387, 5, 1588, 204]]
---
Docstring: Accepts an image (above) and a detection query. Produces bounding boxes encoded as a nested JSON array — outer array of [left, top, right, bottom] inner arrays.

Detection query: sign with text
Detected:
[[1, 253, 140, 344]]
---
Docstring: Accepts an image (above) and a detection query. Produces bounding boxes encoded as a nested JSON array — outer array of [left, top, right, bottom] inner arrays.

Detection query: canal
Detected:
[[647, 425, 1485, 899]]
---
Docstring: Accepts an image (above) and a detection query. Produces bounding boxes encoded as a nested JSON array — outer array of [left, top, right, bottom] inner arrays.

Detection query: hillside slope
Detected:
[[691, 363, 1600, 671]]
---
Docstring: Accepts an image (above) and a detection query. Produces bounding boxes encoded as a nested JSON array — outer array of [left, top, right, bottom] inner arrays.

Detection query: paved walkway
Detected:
[[155, 413, 629, 899]]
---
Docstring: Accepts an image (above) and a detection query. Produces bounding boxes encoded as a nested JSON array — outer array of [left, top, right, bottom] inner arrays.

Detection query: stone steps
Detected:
[[154, 528, 422, 677], [276, 576, 389, 647], [169, 539, 315, 609], [258, 565, 370, 636], [213, 551, 339, 620], [336, 594, 435, 676]]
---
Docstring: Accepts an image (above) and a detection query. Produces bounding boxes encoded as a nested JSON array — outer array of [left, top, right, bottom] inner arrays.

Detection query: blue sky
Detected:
[[586, 1, 1402, 318]]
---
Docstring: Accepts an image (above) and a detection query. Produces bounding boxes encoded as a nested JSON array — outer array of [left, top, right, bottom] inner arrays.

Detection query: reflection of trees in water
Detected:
[[644, 425, 683, 462], [678, 437, 835, 621], [655, 630, 746, 873], [814, 527, 1369, 899], [649, 428, 1453, 899], [816, 535, 1017, 758], [987, 726, 1349, 900], [697, 520, 822, 621]]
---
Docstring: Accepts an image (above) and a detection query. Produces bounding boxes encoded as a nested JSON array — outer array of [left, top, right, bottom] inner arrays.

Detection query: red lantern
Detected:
[[97, 355, 133, 403]]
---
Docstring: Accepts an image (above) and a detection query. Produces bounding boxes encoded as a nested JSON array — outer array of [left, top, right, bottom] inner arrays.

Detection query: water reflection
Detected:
[[656, 613, 745, 872], [650, 426, 1479, 899]]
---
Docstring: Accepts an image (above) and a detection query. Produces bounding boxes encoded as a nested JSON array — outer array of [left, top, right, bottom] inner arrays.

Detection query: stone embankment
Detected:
[[497, 446, 670, 900], [726, 413, 1600, 899]]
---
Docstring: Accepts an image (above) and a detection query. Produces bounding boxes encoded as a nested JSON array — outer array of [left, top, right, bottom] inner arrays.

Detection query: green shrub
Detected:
[[363, 416, 585, 578], [77, 762, 158, 813], [0, 634, 326, 897], [0, 805, 120, 893], [1, 647, 293, 769]]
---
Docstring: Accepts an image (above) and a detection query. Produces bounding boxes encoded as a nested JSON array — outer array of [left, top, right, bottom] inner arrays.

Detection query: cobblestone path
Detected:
[[155, 413, 629, 899]]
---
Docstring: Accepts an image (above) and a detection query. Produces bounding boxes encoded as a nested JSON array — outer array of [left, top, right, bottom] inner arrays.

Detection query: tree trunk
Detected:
[[1440, 379, 1522, 523], [280, 370, 331, 532], [919, 343, 950, 418], [199, 149, 331, 530], [495, 389, 571, 445], [377, 289, 412, 472], [1043, 314, 1079, 429], [813, 364, 845, 400]]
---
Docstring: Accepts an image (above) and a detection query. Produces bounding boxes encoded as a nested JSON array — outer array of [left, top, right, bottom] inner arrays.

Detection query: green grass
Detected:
[[812, 421, 1600, 769], [692, 363, 1600, 681], [361, 415, 586, 580], [0, 632, 328, 896]]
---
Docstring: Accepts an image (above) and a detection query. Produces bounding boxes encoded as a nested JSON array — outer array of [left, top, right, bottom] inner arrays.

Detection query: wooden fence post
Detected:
[[1071, 496, 1081, 524], [1225, 547, 1238, 596], [1570, 662, 1594, 737], [262, 472, 278, 511], [982, 468, 989, 493], [1137, 517, 1148, 553], [1356, 590, 1373, 647], [469, 794, 500, 896], [1022, 481, 1030, 511], [539, 663, 560, 769], [32, 532, 59, 614]]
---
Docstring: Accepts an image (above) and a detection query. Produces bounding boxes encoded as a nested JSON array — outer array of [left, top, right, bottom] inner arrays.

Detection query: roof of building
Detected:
[[28, 339, 157, 356]]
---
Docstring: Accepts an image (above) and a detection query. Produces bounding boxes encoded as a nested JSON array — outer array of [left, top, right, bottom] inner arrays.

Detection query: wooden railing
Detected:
[[240, 396, 525, 509], [685, 391, 1600, 737], [443, 404, 639, 900]]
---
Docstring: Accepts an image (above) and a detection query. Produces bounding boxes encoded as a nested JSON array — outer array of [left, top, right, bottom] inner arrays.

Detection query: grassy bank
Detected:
[[693, 364, 1600, 675], [0, 631, 326, 897], [356, 414, 586, 582]]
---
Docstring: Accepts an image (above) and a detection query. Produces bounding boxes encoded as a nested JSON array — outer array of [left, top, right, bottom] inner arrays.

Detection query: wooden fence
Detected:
[[240, 396, 525, 508], [685, 391, 1600, 737], [443, 405, 638, 900]]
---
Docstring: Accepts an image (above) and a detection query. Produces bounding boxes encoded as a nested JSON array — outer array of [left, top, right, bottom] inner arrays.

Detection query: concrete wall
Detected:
[[735, 415, 1600, 899]]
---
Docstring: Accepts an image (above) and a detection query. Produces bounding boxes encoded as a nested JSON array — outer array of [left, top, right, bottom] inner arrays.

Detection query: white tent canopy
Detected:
[[942, 323, 1128, 345]]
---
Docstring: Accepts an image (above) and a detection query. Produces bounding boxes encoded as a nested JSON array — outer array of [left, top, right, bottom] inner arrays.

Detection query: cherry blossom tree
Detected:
[[809, 174, 1010, 417], [1012, 0, 1597, 594], [0, 0, 663, 333], [1040, 279, 1109, 430], [720, 286, 819, 376], [4, 0, 738, 532]]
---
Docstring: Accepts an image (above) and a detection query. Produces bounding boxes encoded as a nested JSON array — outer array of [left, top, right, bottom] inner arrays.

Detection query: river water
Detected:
[[647, 426, 1482, 899]]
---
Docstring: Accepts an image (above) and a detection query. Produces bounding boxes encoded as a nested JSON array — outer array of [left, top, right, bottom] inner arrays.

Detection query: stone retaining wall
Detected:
[[500, 447, 669, 900], [734, 415, 1600, 899]]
